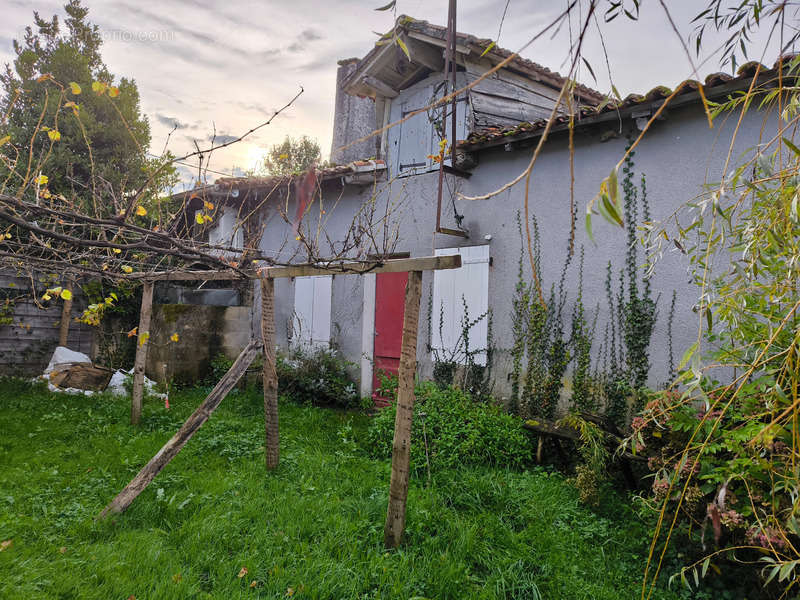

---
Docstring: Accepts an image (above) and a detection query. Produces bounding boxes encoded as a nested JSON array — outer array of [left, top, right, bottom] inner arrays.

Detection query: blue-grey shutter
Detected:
[[397, 86, 431, 174]]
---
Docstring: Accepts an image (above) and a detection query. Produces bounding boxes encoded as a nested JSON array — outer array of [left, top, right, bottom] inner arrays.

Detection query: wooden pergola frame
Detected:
[[99, 254, 462, 549]]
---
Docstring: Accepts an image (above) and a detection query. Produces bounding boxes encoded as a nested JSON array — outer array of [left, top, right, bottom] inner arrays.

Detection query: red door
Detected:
[[372, 271, 408, 405]]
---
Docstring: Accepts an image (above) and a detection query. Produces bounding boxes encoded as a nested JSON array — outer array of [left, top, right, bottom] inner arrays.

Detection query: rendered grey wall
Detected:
[[257, 100, 773, 400]]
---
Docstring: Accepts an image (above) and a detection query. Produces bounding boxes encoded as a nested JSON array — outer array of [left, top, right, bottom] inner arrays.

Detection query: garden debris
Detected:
[[49, 363, 113, 391], [107, 369, 162, 399], [44, 346, 92, 375], [41, 346, 98, 395], [38, 346, 165, 399]]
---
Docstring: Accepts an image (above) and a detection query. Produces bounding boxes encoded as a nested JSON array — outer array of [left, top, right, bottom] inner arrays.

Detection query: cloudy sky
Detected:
[[0, 1, 787, 188]]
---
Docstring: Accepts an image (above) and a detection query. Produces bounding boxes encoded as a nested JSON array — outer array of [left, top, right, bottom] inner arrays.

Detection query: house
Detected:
[[167, 16, 789, 403]]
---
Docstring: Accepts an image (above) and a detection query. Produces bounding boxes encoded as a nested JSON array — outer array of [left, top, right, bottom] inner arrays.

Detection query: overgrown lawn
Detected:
[[0, 379, 677, 599]]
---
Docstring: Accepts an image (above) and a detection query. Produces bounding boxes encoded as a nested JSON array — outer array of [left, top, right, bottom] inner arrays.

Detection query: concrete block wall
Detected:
[[146, 304, 252, 385]]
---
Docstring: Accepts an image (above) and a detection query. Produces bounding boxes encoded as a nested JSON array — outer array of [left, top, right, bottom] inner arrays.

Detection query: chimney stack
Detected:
[[330, 58, 377, 165]]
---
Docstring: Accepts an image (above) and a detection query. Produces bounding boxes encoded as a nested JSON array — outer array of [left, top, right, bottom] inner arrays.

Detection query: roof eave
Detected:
[[458, 68, 788, 153]]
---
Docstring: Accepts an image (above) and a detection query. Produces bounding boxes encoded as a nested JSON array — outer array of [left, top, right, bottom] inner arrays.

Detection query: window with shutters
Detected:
[[391, 75, 469, 177], [431, 245, 490, 365], [292, 275, 332, 348]]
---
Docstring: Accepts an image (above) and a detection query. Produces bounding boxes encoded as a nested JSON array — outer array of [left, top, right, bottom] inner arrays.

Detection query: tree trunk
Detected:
[[261, 276, 279, 470], [131, 281, 154, 425], [58, 278, 74, 347], [98, 339, 261, 519], [383, 270, 422, 549]]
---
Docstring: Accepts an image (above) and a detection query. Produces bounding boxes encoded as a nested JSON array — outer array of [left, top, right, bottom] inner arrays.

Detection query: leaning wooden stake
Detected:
[[131, 281, 154, 425], [98, 339, 261, 519], [261, 276, 279, 470], [383, 270, 422, 549]]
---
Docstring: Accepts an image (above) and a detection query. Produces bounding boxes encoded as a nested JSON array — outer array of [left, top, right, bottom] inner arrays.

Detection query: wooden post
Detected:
[[261, 276, 279, 470], [383, 270, 422, 549], [58, 278, 74, 347], [131, 281, 154, 426], [98, 340, 261, 518]]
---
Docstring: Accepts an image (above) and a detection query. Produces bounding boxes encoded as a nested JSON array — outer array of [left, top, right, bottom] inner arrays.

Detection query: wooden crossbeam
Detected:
[[137, 255, 462, 282]]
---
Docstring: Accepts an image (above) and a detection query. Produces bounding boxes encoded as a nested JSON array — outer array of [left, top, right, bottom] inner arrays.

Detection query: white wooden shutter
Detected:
[[293, 275, 332, 348], [431, 245, 490, 365]]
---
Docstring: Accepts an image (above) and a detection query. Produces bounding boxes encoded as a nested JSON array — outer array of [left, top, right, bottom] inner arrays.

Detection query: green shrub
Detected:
[[207, 352, 234, 384], [276, 345, 359, 409], [365, 382, 532, 476]]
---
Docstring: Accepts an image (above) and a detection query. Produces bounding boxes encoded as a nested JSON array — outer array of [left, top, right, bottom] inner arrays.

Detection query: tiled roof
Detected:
[[173, 160, 387, 201], [459, 55, 797, 151], [214, 163, 356, 190]]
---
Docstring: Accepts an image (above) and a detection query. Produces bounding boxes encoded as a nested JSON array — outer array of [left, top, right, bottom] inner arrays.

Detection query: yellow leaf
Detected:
[[286, 587, 295, 597], [127, 327, 138, 338], [170, 333, 179, 342], [91, 81, 107, 95], [238, 567, 248, 578], [64, 101, 79, 116], [36, 74, 52, 83], [108, 86, 120, 98], [4, 233, 11, 239], [113, 248, 122, 254], [202, 214, 212, 223], [47, 130, 61, 141], [121, 265, 133, 273], [396, 36, 411, 61], [203, 200, 214, 210], [278, 153, 289, 160], [139, 331, 150, 347], [60, 289, 72, 301], [195, 213, 205, 225], [36, 174, 49, 186], [135, 205, 147, 216], [69, 82, 82, 95], [480, 41, 496, 58], [249, 580, 257, 588], [0, 135, 10, 146], [42, 293, 52, 301]]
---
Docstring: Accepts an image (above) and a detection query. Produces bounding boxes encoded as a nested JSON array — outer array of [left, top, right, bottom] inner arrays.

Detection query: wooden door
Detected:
[[372, 271, 408, 401]]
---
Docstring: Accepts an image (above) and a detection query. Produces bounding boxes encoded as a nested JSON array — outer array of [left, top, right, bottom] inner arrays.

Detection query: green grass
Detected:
[[0, 378, 677, 599]]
